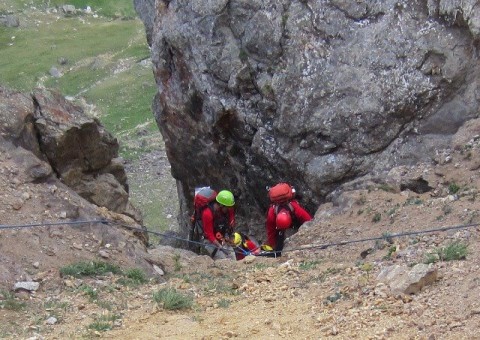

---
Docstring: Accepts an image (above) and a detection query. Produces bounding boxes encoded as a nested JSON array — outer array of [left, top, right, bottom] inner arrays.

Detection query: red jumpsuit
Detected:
[[202, 206, 235, 243], [266, 200, 312, 250]]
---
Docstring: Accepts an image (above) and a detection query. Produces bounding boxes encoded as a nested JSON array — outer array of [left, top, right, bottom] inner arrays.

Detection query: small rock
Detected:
[[72, 243, 83, 250], [98, 250, 110, 258], [45, 316, 57, 325], [153, 264, 164, 276], [16, 290, 30, 300], [14, 281, 40, 292], [11, 198, 24, 210], [33, 262, 40, 269], [243, 255, 256, 264]]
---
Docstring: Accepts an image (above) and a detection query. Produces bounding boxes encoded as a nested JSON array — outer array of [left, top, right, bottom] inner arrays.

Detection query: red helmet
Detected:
[[276, 210, 292, 229]]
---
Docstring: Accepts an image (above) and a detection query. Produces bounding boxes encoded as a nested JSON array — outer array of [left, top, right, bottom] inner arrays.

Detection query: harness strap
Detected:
[[211, 248, 218, 258]]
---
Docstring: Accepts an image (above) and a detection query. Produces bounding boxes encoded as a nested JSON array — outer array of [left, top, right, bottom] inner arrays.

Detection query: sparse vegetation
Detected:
[[404, 197, 423, 206], [60, 261, 122, 277], [383, 245, 397, 260], [217, 298, 231, 308], [382, 232, 394, 244], [372, 212, 381, 223], [424, 241, 468, 263], [387, 206, 398, 217], [299, 260, 321, 270], [442, 204, 452, 215], [80, 284, 99, 301], [153, 288, 194, 310], [378, 184, 395, 192], [87, 313, 121, 332], [173, 254, 182, 271], [117, 268, 148, 286], [440, 242, 468, 261], [0, 290, 26, 311], [448, 183, 460, 195], [356, 195, 367, 205]]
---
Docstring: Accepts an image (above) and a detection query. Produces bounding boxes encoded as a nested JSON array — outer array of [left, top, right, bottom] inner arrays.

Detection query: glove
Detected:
[[261, 244, 273, 251]]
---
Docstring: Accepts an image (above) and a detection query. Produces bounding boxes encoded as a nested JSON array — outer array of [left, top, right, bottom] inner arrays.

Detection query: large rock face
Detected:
[[136, 0, 480, 239]]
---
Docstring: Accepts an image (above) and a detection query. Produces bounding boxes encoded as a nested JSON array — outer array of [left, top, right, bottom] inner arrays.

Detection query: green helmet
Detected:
[[216, 190, 235, 207]]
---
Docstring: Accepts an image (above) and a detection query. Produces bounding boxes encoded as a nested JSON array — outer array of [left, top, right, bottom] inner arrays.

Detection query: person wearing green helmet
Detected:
[[200, 189, 237, 260]]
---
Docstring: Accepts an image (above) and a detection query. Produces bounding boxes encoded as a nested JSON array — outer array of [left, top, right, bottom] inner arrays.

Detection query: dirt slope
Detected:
[[2, 122, 480, 339]]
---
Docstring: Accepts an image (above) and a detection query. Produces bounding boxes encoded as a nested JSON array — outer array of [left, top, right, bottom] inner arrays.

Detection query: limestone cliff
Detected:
[[135, 0, 480, 239]]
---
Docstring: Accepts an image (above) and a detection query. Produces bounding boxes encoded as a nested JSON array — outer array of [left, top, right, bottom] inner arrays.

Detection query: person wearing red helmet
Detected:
[[265, 183, 312, 255]]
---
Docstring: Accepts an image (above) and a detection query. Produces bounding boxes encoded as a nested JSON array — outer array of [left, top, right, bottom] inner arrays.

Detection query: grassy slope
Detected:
[[0, 0, 175, 234]]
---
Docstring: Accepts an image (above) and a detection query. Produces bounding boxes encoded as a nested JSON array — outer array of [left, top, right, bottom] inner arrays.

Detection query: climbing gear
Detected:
[[261, 244, 273, 251], [216, 190, 235, 207], [276, 209, 292, 229], [268, 182, 295, 204], [233, 232, 242, 246]]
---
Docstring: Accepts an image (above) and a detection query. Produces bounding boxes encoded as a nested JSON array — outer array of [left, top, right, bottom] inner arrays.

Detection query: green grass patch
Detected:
[[448, 183, 460, 195], [117, 268, 148, 286], [153, 288, 194, 310], [439, 241, 468, 261], [60, 0, 137, 18], [299, 260, 321, 270], [2, 0, 138, 19], [0, 15, 146, 92], [80, 284, 98, 301], [87, 313, 120, 332], [372, 212, 381, 223], [383, 245, 397, 260], [60, 261, 122, 277], [424, 241, 468, 263], [82, 65, 156, 136]]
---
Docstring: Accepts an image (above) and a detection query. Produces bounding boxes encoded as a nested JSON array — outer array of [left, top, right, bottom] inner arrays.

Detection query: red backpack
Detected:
[[189, 187, 217, 253], [268, 183, 295, 204], [193, 186, 217, 220], [268, 183, 301, 230]]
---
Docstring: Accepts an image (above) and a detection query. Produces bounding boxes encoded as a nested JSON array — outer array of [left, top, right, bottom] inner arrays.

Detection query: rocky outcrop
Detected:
[[136, 0, 480, 239], [0, 86, 154, 286], [0, 87, 141, 221]]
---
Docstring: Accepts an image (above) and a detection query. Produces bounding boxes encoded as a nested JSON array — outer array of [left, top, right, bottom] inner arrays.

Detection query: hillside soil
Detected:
[[2, 129, 480, 339], [2, 123, 480, 339]]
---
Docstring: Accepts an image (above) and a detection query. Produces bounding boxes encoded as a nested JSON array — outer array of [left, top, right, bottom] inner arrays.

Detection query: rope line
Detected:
[[0, 219, 107, 229], [289, 222, 480, 254], [0, 219, 479, 257]]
